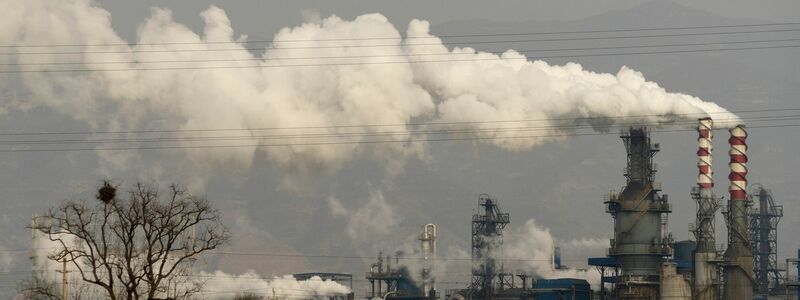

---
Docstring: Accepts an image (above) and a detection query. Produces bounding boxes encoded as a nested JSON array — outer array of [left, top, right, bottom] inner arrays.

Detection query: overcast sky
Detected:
[[1, 0, 799, 298]]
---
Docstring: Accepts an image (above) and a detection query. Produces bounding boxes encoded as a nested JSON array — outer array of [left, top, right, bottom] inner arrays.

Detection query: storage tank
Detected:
[[659, 262, 690, 300]]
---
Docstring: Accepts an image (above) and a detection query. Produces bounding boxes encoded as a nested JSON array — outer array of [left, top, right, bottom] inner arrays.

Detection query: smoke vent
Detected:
[[723, 124, 754, 300], [691, 118, 721, 300], [420, 223, 437, 295], [697, 118, 714, 190]]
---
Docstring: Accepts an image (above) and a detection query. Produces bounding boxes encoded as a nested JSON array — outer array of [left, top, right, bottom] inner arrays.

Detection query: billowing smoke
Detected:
[[29, 235, 350, 299], [405, 19, 742, 150], [502, 219, 604, 288], [1, 0, 740, 183], [200, 272, 351, 300], [328, 189, 400, 242]]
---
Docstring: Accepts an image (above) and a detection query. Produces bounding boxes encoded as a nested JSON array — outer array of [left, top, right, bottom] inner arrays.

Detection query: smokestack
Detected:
[[723, 124, 754, 300], [693, 118, 719, 300], [697, 118, 713, 191], [420, 223, 437, 295], [728, 125, 748, 201]]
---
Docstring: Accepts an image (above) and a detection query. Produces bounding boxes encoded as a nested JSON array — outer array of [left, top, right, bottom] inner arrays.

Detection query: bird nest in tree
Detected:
[[97, 181, 116, 203]]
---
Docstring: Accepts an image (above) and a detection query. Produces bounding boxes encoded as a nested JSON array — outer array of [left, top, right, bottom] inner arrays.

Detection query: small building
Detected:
[[533, 279, 591, 300]]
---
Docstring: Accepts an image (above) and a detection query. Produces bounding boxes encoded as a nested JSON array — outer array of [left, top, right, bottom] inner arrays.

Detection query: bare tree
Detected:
[[17, 272, 60, 300], [32, 181, 230, 300]]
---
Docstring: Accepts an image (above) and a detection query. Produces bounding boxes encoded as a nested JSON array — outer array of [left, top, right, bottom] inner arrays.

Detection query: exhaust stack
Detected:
[[723, 124, 754, 300], [697, 118, 714, 190], [420, 224, 437, 295], [692, 118, 719, 300]]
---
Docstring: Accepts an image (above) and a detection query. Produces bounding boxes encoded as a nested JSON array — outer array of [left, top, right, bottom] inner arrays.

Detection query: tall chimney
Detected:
[[723, 124, 754, 300], [728, 125, 748, 201], [697, 118, 713, 191], [693, 118, 719, 300]]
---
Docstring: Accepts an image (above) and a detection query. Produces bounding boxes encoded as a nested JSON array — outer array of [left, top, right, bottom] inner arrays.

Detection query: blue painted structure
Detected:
[[534, 279, 590, 300], [588, 256, 618, 299], [673, 240, 696, 273]]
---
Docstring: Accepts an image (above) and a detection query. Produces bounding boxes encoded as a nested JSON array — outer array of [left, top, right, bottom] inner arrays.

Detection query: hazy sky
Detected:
[[1, 0, 799, 298]]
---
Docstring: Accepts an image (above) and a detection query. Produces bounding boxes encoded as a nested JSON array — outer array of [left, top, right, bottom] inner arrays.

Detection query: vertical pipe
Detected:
[[724, 124, 753, 300]]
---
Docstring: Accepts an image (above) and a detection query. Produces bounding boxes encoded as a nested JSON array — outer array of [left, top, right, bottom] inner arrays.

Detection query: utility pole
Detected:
[[57, 259, 69, 300], [268, 288, 277, 300]]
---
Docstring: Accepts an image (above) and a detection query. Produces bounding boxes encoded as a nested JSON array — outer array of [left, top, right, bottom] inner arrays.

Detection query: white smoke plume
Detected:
[[200, 271, 351, 300], [0, 0, 741, 182], [326, 196, 349, 218], [565, 238, 610, 249], [502, 219, 602, 288], [404, 19, 741, 150], [328, 189, 400, 242], [30, 234, 350, 299]]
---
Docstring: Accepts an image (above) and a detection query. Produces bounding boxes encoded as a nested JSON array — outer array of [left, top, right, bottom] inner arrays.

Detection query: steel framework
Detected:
[[748, 184, 783, 294], [470, 194, 510, 300]]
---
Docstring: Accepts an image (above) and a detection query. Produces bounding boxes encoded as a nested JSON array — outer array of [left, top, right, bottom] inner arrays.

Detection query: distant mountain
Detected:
[[431, 1, 759, 36]]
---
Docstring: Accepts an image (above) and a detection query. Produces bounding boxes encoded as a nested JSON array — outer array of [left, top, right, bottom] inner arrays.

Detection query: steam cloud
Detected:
[[502, 219, 605, 288], [201, 272, 351, 300], [29, 235, 350, 299], [1, 0, 741, 180]]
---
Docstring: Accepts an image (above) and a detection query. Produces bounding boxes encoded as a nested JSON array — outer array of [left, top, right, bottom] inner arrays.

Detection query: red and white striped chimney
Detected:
[[728, 125, 748, 200], [698, 118, 714, 190]]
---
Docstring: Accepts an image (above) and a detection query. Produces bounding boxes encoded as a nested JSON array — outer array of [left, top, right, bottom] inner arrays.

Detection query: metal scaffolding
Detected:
[[748, 184, 783, 295], [470, 194, 510, 300]]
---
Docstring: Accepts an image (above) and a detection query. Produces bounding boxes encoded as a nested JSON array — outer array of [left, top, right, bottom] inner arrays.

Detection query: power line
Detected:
[[0, 122, 797, 153], [5, 21, 800, 48], [0, 108, 783, 137], [4, 28, 800, 56], [0, 107, 788, 141], [3, 43, 798, 74], [0, 114, 794, 147], [0, 246, 587, 263], [4, 37, 800, 67], [209, 251, 585, 262]]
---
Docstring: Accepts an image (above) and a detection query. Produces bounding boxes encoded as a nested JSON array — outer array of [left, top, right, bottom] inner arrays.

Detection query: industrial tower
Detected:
[[605, 127, 672, 299], [420, 223, 437, 296], [723, 125, 754, 300], [691, 118, 720, 300], [470, 194, 510, 300], [748, 184, 783, 295]]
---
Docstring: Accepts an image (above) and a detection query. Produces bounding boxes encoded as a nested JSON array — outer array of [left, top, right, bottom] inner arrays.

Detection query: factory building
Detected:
[[604, 127, 673, 299], [367, 195, 592, 300], [586, 121, 797, 299], [366, 119, 798, 300]]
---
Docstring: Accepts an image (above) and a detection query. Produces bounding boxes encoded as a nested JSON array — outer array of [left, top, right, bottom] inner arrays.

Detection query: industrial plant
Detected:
[[22, 119, 800, 300], [362, 120, 800, 300]]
